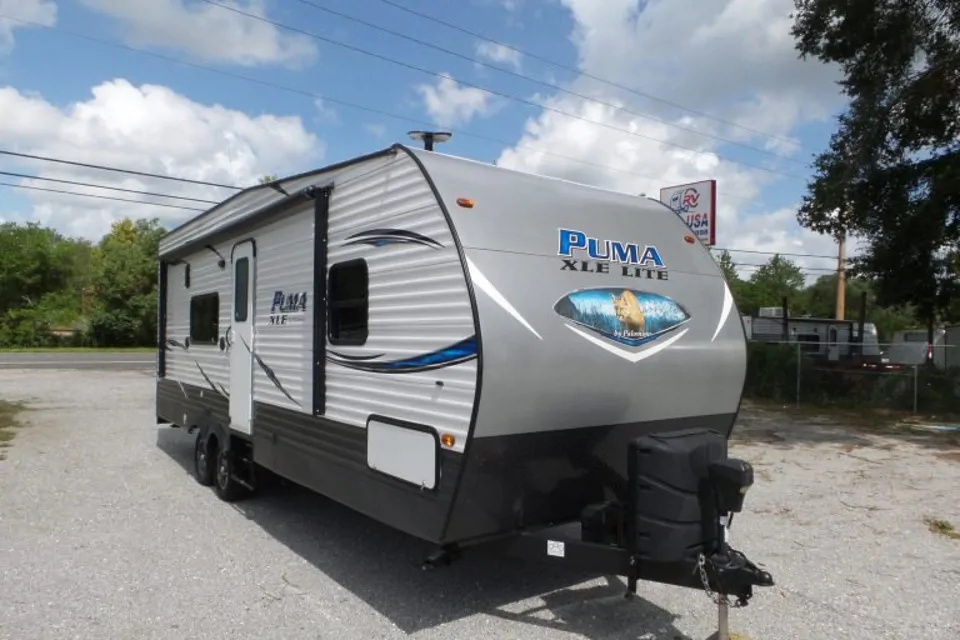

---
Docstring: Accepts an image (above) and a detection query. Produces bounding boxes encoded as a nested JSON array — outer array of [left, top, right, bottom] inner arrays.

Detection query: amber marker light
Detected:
[[440, 433, 456, 448], [456, 198, 475, 208], [683, 234, 696, 244]]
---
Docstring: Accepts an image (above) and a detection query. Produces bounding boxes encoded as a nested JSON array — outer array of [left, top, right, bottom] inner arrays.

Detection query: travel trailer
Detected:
[[885, 328, 948, 367], [745, 307, 883, 363], [154, 142, 773, 609]]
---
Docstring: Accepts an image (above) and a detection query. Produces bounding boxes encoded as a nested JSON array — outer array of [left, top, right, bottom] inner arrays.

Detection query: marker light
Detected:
[[456, 198, 475, 208], [683, 234, 696, 244], [440, 433, 456, 448]]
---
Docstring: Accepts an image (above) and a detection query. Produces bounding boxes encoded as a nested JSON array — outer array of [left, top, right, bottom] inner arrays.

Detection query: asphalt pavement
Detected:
[[0, 351, 154, 370]]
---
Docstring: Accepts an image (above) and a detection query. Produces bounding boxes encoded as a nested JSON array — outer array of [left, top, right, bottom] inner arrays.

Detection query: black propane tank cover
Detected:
[[629, 428, 728, 565]]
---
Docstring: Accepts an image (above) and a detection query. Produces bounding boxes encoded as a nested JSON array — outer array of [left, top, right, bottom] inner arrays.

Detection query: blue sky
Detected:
[[0, 0, 851, 278]]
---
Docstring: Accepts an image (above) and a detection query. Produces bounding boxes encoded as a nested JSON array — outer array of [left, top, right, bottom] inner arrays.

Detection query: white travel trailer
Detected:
[[883, 327, 952, 368], [155, 142, 773, 608]]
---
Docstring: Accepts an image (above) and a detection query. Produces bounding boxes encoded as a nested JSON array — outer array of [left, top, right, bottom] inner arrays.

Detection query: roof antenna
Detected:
[[408, 130, 452, 151]]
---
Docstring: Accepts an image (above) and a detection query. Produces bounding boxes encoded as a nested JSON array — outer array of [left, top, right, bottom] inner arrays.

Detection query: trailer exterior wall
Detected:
[[409, 149, 749, 543], [157, 147, 481, 544]]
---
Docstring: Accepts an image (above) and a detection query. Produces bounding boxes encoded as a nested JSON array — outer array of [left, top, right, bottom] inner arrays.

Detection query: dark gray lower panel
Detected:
[[441, 413, 738, 544], [157, 378, 737, 549], [250, 402, 461, 544], [156, 377, 229, 431], [156, 378, 461, 544]]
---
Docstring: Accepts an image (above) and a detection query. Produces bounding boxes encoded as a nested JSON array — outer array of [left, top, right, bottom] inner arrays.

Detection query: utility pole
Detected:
[[835, 229, 846, 320], [834, 204, 847, 321]]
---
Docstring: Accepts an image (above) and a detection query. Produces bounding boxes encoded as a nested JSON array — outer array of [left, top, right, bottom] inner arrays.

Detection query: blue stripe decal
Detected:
[[327, 336, 477, 374]]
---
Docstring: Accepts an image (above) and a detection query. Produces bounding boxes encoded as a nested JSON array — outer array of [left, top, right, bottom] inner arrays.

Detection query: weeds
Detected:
[[924, 517, 960, 541], [0, 400, 25, 461]]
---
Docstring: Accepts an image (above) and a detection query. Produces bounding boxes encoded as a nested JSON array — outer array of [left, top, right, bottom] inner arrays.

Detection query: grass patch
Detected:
[[0, 347, 154, 354], [0, 400, 26, 461], [924, 517, 960, 541]]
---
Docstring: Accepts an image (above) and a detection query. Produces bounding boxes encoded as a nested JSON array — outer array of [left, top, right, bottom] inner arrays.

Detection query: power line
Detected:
[[0, 13, 769, 209], [0, 170, 221, 204], [712, 246, 842, 261], [0, 149, 241, 190], [734, 263, 836, 272], [198, 0, 810, 182], [0, 181, 207, 211], [366, 0, 802, 152], [293, 0, 809, 169], [2, 151, 849, 265]]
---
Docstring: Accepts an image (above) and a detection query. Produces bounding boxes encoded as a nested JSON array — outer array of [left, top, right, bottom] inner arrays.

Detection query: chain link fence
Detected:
[[743, 340, 960, 415]]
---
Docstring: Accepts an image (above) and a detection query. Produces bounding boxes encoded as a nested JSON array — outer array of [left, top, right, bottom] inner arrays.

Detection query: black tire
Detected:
[[194, 433, 214, 486], [213, 443, 249, 502]]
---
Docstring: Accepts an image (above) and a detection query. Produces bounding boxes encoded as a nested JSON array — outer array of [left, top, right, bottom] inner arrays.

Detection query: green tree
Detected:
[[258, 174, 278, 184], [0, 222, 91, 346], [741, 254, 807, 314], [714, 249, 739, 283], [88, 218, 167, 347], [790, 0, 960, 347]]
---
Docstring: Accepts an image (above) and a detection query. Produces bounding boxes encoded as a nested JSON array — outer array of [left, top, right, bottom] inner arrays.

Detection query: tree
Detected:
[[790, 0, 960, 350], [743, 254, 807, 313], [714, 250, 740, 283], [259, 174, 278, 184], [88, 218, 167, 347]]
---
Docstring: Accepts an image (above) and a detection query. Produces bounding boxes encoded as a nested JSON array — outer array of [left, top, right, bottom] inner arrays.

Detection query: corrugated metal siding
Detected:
[[249, 203, 315, 413], [324, 155, 478, 452], [158, 149, 400, 257], [163, 243, 232, 395]]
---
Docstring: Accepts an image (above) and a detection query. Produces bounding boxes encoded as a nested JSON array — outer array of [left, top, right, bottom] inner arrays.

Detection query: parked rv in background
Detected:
[[946, 326, 960, 369], [741, 306, 883, 364], [884, 328, 947, 368]]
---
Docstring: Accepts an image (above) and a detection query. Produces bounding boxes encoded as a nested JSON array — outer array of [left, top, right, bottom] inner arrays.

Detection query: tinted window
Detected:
[[190, 293, 220, 344], [328, 259, 368, 345], [234, 257, 249, 322]]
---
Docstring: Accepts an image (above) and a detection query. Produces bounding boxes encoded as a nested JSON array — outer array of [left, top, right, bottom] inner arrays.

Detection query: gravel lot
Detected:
[[0, 369, 958, 640]]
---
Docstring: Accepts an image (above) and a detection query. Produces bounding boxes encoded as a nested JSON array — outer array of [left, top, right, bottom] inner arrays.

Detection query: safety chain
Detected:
[[695, 553, 750, 608]]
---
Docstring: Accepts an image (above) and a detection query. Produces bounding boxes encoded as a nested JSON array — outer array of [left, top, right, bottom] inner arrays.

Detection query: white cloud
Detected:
[[416, 73, 499, 128], [495, 0, 850, 283], [0, 78, 324, 240], [79, 0, 317, 68], [475, 41, 522, 70], [0, 0, 57, 54]]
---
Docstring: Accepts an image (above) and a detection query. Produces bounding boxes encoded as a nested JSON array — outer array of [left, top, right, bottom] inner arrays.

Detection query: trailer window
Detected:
[[328, 259, 368, 345], [234, 257, 249, 322], [190, 293, 220, 344]]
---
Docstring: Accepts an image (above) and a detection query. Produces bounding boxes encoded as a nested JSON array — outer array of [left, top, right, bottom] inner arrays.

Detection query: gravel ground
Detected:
[[0, 369, 958, 640]]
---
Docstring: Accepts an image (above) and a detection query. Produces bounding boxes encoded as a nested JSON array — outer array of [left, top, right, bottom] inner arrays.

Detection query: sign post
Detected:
[[659, 179, 717, 246]]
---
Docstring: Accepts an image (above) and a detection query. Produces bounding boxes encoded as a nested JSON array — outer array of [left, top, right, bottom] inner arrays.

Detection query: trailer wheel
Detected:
[[213, 444, 248, 502], [193, 433, 214, 486]]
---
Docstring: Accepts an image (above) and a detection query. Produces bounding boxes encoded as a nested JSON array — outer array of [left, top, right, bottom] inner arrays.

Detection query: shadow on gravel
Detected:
[[156, 427, 695, 640], [731, 401, 960, 454]]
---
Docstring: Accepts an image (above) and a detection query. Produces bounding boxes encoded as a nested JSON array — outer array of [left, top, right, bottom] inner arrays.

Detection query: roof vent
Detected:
[[408, 130, 452, 151]]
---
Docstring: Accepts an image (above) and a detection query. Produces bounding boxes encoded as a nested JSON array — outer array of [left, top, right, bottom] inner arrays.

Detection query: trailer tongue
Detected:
[[428, 427, 774, 638]]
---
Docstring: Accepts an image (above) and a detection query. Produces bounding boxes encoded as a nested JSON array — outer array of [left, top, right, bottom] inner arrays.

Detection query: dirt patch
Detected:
[[732, 399, 960, 452], [0, 400, 26, 461]]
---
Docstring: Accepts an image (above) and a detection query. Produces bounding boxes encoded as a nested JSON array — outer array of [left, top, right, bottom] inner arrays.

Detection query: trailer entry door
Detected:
[[229, 240, 256, 435]]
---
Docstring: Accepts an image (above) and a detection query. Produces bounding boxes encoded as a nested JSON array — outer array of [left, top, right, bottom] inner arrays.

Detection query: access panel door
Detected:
[[229, 240, 256, 435]]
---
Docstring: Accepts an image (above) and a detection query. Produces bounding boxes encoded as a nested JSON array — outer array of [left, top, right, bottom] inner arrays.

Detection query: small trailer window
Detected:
[[328, 259, 368, 345], [234, 257, 249, 322], [190, 293, 220, 344]]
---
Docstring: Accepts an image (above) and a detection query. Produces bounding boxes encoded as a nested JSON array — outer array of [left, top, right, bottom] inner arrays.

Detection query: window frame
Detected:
[[327, 258, 369, 346], [189, 292, 220, 345]]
